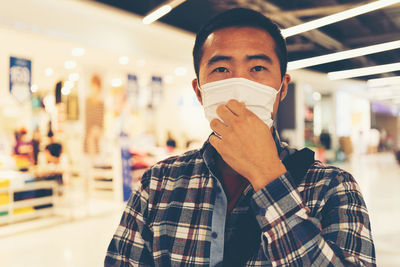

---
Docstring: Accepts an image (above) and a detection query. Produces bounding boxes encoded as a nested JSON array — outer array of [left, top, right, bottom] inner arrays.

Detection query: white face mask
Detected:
[[199, 77, 282, 128]]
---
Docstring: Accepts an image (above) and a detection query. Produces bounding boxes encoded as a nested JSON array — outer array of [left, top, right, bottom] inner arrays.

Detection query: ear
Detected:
[[279, 73, 291, 101], [192, 78, 203, 105]]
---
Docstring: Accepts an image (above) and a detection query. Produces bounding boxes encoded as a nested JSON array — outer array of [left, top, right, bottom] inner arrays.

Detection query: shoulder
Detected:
[[305, 161, 357, 186], [299, 161, 363, 207]]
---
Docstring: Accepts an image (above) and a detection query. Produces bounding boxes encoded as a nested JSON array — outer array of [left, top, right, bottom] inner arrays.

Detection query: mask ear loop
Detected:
[[272, 82, 284, 130]]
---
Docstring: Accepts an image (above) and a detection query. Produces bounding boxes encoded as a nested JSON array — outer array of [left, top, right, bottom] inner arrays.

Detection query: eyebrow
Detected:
[[207, 55, 232, 67], [246, 54, 273, 64], [206, 54, 273, 68]]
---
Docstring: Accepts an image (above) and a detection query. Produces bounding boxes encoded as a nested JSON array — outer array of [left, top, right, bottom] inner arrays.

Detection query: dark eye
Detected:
[[251, 66, 266, 72], [213, 67, 228, 73]]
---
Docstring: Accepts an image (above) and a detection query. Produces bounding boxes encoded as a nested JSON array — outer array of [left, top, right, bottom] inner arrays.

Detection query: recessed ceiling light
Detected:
[[164, 75, 174, 84], [64, 80, 74, 89], [111, 78, 122, 87], [72, 48, 85, 57], [119, 56, 130, 65], [69, 73, 80, 82], [136, 59, 146, 67], [64, 60, 77, 70], [31, 84, 38, 92], [174, 66, 187, 76], [61, 86, 72, 95], [313, 92, 321, 101], [45, 68, 54, 77]]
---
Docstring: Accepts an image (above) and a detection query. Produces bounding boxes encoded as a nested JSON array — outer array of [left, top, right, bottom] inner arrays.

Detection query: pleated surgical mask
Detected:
[[199, 77, 282, 128]]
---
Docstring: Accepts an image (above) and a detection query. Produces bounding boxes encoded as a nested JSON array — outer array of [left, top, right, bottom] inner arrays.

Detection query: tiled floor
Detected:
[[0, 152, 399, 266]]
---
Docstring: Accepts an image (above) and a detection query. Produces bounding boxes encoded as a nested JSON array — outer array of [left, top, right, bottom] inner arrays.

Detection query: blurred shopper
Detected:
[[32, 127, 41, 165], [319, 129, 331, 150], [84, 74, 104, 157], [45, 123, 62, 164], [13, 128, 31, 155], [106, 8, 375, 266], [165, 130, 177, 153]]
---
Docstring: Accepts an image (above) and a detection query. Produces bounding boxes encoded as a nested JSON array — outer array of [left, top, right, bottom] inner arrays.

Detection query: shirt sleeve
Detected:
[[105, 171, 154, 267], [251, 170, 376, 266]]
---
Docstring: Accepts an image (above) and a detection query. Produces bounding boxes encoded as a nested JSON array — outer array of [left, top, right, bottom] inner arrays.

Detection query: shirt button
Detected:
[[211, 232, 218, 239]]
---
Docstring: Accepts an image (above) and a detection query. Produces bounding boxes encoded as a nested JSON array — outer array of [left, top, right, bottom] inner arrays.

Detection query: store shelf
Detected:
[[92, 169, 113, 178], [0, 172, 58, 225], [0, 187, 9, 193], [13, 181, 56, 192], [0, 204, 9, 212], [93, 181, 113, 190], [13, 196, 53, 209], [12, 208, 54, 223], [0, 215, 9, 225]]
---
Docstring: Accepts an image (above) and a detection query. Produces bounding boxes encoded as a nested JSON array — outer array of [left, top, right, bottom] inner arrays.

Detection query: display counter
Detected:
[[0, 170, 61, 225]]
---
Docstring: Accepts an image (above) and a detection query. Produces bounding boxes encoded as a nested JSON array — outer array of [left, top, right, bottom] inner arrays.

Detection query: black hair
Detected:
[[193, 8, 287, 81]]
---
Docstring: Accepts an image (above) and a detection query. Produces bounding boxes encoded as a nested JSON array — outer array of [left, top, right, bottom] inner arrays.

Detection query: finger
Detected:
[[225, 99, 246, 116], [210, 118, 228, 136], [209, 134, 223, 153], [216, 104, 236, 126]]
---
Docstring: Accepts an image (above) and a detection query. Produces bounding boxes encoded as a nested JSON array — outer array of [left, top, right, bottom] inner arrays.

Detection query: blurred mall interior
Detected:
[[0, 0, 400, 266]]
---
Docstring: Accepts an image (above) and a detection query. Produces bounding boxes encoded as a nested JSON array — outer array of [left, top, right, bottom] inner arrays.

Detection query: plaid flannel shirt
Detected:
[[105, 131, 375, 266]]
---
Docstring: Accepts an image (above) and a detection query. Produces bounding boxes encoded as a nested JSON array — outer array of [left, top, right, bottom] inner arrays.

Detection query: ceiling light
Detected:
[[143, 5, 172, 25], [69, 73, 80, 82], [111, 78, 122, 87], [45, 68, 54, 77], [143, 0, 186, 25], [64, 81, 74, 89], [31, 84, 38, 93], [327, 62, 400, 80], [288, 40, 400, 70], [61, 86, 71, 95], [282, 0, 400, 37], [164, 75, 174, 84], [174, 66, 187, 76], [64, 60, 77, 69], [367, 76, 400, 87], [313, 92, 321, 101], [119, 56, 130, 65], [72, 48, 85, 57], [376, 94, 400, 101], [136, 59, 146, 67]]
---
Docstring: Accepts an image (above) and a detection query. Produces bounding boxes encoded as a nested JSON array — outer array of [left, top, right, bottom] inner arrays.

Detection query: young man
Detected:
[[105, 8, 375, 266]]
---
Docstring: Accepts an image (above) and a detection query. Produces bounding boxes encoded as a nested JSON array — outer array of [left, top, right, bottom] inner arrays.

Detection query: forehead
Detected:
[[201, 27, 277, 57]]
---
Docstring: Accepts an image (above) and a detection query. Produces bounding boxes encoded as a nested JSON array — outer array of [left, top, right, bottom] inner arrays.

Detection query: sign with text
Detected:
[[150, 76, 163, 108], [120, 133, 132, 202], [9, 56, 32, 103], [127, 74, 139, 109]]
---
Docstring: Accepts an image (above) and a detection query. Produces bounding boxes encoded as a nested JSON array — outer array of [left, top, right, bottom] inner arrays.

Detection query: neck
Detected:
[[215, 153, 239, 177]]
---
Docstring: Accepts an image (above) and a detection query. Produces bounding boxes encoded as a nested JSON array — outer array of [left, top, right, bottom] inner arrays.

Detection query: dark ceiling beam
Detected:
[[345, 32, 400, 46], [287, 43, 315, 52], [269, 3, 366, 18]]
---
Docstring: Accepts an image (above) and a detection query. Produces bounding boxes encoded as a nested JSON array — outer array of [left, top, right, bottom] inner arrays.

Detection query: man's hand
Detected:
[[209, 99, 287, 191]]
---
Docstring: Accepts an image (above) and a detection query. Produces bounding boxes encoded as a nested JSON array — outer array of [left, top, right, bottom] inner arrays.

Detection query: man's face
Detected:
[[192, 26, 291, 119]]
